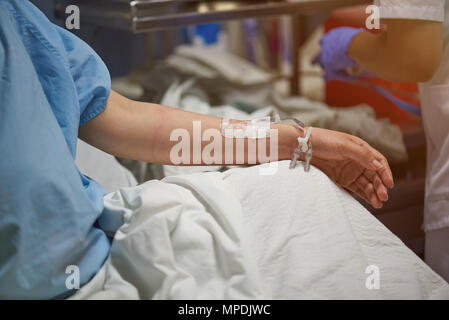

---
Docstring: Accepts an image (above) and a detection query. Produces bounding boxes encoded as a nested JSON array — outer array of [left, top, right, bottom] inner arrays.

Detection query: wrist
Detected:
[[273, 123, 305, 161]]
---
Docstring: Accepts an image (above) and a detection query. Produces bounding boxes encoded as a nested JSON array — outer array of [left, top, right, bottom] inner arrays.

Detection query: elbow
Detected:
[[387, 57, 441, 83], [417, 64, 441, 83], [381, 19, 444, 83], [408, 58, 441, 83], [390, 47, 442, 83]]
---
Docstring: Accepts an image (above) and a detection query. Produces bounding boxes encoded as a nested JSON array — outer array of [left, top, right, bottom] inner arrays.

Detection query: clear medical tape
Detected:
[[221, 117, 272, 139], [221, 114, 312, 172]]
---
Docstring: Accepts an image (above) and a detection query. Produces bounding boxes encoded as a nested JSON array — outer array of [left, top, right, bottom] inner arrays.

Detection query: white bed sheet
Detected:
[[72, 161, 449, 300]]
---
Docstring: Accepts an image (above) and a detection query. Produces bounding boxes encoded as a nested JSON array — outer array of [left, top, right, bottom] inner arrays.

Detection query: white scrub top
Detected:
[[375, 0, 449, 231]]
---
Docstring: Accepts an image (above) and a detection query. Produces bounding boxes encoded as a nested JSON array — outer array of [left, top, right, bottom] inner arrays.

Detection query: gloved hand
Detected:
[[314, 27, 366, 82]]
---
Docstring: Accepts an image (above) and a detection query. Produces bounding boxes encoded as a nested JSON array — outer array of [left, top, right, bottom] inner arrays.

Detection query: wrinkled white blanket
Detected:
[[72, 162, 449, 300]]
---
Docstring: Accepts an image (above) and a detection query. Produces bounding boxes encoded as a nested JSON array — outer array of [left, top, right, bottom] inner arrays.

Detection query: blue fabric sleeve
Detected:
[[56, 26, 111, 125], [0, 1, 110, 299], [0, 0, 111, 156]]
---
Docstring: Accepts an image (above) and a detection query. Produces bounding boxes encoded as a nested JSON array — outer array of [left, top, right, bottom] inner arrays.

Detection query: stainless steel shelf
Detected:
[[62, 0, 369, 32], [57, 0, 368, 95]]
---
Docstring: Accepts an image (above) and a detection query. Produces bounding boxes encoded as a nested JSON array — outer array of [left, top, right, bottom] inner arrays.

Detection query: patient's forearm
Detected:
[[348, 19, 443, 82], [80, 91, 395, 208], [79, 90, 301, 165]]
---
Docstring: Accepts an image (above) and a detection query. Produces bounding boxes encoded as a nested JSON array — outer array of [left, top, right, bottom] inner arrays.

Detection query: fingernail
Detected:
[[383, 188, 389, 201], [372, 159, 382, 169]]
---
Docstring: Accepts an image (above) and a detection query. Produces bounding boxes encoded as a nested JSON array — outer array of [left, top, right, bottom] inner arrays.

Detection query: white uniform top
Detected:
[[374, 0, 449, 231]]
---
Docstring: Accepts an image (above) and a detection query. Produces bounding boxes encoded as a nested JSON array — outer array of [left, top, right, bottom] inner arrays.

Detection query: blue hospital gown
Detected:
[[0, 0, 111, 299]]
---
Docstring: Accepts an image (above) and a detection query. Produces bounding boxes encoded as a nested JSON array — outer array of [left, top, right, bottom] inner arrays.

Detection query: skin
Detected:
[[339, 12, 444, 204], [348, 18, 444, 83], [80, 90, 394, 209]]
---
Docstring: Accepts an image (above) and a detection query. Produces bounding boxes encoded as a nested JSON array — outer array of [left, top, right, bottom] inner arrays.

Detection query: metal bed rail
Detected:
[[57, 0, 369, 33]]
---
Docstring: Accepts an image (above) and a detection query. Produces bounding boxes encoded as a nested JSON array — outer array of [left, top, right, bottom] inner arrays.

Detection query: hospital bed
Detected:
[[75, 145, 449, 299], [69, 0, 449, 299]]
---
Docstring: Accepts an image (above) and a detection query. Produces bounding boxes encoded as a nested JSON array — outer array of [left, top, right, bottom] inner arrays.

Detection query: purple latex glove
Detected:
[[314, 27, 366, 82]]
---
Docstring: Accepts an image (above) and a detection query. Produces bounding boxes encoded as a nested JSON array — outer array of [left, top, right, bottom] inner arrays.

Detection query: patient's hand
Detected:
[[310, 128, 394, 209]]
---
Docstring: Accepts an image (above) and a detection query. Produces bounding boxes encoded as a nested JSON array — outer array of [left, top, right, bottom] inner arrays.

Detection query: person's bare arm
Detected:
[[348, 19, 443, 82], [79, 90, 394, 208], [79, 90, 300, 165]]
